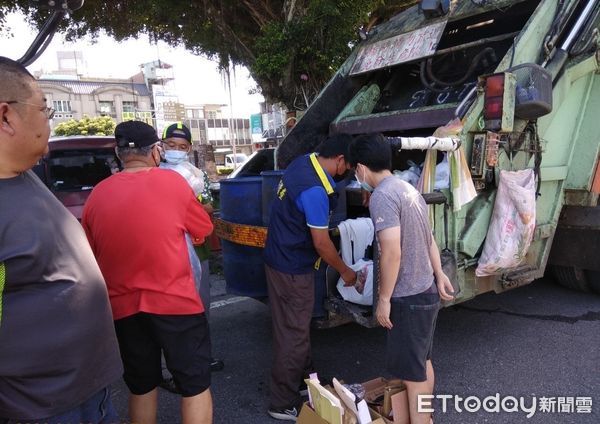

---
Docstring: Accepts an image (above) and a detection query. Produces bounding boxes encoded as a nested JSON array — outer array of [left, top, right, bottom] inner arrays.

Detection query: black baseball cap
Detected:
[[162, 122, 192, 143], [115, 121, 159, 148]]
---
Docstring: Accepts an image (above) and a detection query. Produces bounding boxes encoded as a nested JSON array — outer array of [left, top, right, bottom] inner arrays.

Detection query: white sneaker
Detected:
[[268, 406, 299, 421]]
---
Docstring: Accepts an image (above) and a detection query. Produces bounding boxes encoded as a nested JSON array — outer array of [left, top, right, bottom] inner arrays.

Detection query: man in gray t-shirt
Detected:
[[0, 57, 122, 422], [348, 133, 454, 424], [369, 176, 435, 297]]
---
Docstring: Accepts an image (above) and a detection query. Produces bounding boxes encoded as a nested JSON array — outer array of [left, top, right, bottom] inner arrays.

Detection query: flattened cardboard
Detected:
[[298, 402, 329, 424], [306, 379, 343, 424], [382, 381, 405, 416], [362, 377, 388, 404]]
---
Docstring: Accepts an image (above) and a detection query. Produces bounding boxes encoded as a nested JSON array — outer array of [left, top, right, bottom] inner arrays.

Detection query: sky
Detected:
[[0, 12, 264, 118]]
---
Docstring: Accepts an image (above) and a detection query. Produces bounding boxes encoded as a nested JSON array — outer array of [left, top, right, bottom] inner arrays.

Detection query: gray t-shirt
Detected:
[[369, 176, 434, 297], [0, 170, 122, 420]]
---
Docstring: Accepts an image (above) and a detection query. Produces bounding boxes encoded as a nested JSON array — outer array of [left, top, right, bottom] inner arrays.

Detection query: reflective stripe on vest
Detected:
[[309, 153, 334, 195]]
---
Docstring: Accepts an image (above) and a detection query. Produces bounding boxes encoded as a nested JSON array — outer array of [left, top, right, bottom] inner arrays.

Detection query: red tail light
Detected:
[[486, 74, 505, 97], [480, 71, 515, 132]]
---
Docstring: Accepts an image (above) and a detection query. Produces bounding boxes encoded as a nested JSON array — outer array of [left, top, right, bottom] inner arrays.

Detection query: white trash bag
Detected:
[[434, 153, 450, 190], [476, 169, 536, 277], [337, 259, 373, 306]]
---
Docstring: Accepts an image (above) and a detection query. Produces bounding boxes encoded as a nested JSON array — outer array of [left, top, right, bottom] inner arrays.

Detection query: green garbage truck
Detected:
[[214, 0, 600, 327]]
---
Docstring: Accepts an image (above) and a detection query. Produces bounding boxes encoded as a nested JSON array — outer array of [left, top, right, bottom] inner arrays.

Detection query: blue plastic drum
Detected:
[[219, 177, 267, 297], [261, 170, 285, 226]]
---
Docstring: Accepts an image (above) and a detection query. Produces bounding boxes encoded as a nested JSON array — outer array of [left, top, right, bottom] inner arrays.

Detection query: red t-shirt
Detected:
[[82, 168, 213, 320]]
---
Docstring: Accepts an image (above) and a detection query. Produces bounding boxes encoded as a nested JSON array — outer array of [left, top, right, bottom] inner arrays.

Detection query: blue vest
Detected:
[[264, 154, 338, 274]]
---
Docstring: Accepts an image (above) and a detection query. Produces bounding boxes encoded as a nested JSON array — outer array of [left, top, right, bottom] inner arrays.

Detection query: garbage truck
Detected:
[[215, 0, 600, 327]]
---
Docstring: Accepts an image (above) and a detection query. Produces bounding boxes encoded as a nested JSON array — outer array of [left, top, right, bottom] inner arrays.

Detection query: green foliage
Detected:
[[1, 0, 418, 109], [53, 115, 116, 136]]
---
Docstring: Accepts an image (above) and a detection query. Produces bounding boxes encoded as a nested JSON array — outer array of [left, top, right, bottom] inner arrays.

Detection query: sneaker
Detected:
[[268, 405, 299, 421], [210, 358, 224, 372]]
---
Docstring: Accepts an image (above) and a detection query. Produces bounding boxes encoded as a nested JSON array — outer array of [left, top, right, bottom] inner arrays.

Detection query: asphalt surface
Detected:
[[110, 275, 600, 423]]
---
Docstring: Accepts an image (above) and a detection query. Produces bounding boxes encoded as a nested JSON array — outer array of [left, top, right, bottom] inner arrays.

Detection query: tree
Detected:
[[54, 115, 116, 136], [0, 0, 417, 110]]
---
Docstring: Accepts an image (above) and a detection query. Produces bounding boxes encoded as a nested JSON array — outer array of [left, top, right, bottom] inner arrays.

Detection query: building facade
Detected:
[[39, 78, 154, 129], [38, 52, 254, 155], [183, 104, 253, 156]]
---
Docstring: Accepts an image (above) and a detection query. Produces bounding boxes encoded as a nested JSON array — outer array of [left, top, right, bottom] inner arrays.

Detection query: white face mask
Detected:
[[164, 150, 188, 165], [355, 165, 374, 193]]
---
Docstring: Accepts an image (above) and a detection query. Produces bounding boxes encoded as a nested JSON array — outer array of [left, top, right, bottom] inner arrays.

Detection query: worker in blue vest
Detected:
[[264, 134, 357, 421]]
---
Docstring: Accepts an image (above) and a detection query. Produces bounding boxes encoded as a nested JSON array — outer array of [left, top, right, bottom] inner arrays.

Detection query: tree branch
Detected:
[[284, 0, 297, 23]]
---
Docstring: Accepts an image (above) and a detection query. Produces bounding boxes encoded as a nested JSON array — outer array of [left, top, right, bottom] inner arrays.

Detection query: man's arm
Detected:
[[429, 236, 454, 301], [375, 226, 401, 329], [298, 186, 356, 284], [310, 228, 356, 284]]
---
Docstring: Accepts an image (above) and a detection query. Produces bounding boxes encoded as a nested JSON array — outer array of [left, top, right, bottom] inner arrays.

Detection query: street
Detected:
[[110, 275, 600, 423]]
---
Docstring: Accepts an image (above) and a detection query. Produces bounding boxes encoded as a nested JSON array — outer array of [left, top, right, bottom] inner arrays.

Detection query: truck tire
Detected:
[[552, 266, 592, 293], [584, 270, 600, 295]]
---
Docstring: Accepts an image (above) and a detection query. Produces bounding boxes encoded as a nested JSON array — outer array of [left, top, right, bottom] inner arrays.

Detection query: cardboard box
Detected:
[[369, 407, 393, 424], [362, 377, 388, 404], [299, 401, 391, 424], [362, 378, 409, 424], [298, 402, 330, 424], [299, 377, 408, 424]]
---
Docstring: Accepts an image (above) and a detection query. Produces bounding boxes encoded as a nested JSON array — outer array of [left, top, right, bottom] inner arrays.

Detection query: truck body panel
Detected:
[[217, 0, 600, 325]]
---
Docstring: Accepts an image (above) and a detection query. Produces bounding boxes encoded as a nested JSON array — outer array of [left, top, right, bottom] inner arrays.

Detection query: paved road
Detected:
[[110, 276, 600, 423]]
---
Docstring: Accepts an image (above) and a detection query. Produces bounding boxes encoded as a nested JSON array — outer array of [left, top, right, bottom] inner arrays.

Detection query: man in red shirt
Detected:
[[82, 121, 214, 424]]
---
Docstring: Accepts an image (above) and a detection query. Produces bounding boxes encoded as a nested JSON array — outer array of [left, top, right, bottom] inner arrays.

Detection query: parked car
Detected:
[[33, 135, 121, 220], [227, 148, 276, 179], [216, 153, 250, 175]]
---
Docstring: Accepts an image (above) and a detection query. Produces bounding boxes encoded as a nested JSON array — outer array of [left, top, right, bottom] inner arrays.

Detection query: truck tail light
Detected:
[[481, 72, 516, 132]]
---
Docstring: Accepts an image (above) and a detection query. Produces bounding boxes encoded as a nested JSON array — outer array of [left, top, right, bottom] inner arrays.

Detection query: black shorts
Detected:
[[114, 312, 211, 397], [387, 291, 440, 382]]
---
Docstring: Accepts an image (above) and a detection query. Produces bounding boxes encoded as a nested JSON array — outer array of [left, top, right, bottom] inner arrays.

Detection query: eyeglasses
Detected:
[[1, 100, 55, 119]]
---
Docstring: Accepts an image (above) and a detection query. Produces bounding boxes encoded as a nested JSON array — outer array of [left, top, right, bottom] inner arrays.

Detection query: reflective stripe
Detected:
[[314, 257, 322, 270], [162, 122, 184, 139], [214, 218, 268, 248], [0, 262, 4, 326], [309, 153, 334, 195]]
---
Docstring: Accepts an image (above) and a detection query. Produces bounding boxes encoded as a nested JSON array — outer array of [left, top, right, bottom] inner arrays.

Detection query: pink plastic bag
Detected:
[[476, 169, 536, 277]]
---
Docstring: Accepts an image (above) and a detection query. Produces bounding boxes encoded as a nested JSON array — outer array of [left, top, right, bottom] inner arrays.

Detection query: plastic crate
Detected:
[[510, 63, 552, 120]]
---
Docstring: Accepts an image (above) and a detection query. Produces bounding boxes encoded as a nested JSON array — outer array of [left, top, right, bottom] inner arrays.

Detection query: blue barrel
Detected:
[[261, 170, 285, 226], [219, 177, 263, 225], [219, 177, 267, 297]]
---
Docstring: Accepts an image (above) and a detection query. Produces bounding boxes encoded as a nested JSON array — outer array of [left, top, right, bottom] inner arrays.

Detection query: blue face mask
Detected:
[[356, 166, 374, 193], [164, 150, 189, 165]]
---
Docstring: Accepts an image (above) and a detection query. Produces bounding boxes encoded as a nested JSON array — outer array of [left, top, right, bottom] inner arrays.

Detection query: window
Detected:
[[207, 110, 217, 119], [53, 100, 72, 113], [122, 101, 136, 113], [48, 149, 121, 191], [99, 101, 114, 115]]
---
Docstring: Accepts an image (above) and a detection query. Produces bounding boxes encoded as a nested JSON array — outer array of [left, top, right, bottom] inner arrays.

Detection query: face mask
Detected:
[[164, 150, 188, 165], [334, 169, 350, 182], [333, 158, 350, 182], [356, 166, 374, 192]]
